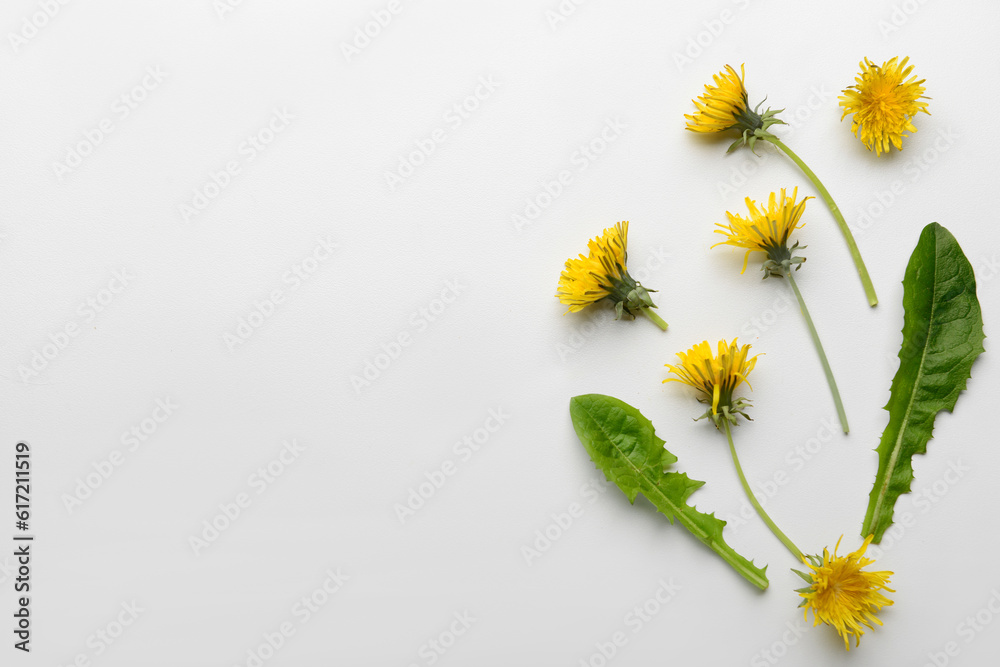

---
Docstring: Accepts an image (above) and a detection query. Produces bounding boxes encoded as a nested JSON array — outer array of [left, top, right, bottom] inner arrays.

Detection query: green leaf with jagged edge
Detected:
[[569, 394, 768, 590], [862, 223, 985, 543]]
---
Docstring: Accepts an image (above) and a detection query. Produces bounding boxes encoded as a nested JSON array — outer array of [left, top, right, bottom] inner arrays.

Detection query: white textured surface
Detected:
[[1, 0, 998, 665]]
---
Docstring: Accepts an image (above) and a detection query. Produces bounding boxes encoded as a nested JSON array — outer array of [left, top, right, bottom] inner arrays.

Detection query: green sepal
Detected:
[[727, 101, 786, 154], [791, 568, 813, 584], [694, 400, 753, 429], [606, 269, 659, 321], [760, 242, 806, 279]]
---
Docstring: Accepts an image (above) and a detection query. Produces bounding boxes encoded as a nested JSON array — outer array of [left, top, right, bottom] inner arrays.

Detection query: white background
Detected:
[[2, 0, 999, 665]]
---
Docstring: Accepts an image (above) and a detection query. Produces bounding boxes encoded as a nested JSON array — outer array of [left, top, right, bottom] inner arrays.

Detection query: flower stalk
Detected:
[[762, 135, 878, 307], [722, 416, 804, 561], [713, 188, 850, 433], [781, 261, 849, 433], [686, 64, 879, 306], [639, 307, 669, 331], [666, 338, 892, 650]]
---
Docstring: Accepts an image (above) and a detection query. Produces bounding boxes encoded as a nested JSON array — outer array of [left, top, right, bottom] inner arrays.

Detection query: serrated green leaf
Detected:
[[569, 394, 769, 590], [862, 223, 985, 542]]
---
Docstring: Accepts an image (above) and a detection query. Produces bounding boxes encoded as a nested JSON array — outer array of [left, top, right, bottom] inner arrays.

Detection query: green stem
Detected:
[[640, 307, 668, 331], [782, 264, 849, 434], [723, 418, 805, 562], [762, 135, 878, 308]]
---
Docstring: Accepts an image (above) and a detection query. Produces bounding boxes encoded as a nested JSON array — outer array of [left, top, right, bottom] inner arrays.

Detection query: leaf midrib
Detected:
[[870, 238, 939, 530], [575, 398, 767, 590], [581, 404, 708, 541]]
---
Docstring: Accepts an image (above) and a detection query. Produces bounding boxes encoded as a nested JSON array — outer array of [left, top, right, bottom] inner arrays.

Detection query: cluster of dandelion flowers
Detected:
[[713, 187, 811, 275], [840, 57, 930, 156], [666, 342, 894, 650], [663, 338, 758, 425], [555, 221, 668, 330], [714, 188, 849, 433], [686, 63, 878, 306], [796, 535, 895, 650]]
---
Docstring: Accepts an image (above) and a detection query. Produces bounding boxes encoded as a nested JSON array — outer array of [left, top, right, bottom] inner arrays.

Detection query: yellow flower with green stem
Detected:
[[665, 340, 893, 650], [686, 63, 879, 307], [713, 187, 849, 433], [556, 221, 668, 330], [795, 535, 895, 650], [663, 338, 758, 424], [839, 56, 929, 156]]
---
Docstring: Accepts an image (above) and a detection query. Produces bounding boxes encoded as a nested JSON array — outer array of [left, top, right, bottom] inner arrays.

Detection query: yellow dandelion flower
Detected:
[[685, 64, 748, 134], [839, 56, 930, 156], [685, 63, 786, 152], [713, 187, 812, 275], [664, 338, 759, 421], [556, 222, 667, 330], [797, 535, 895, 650], [684, 63, 878, 304], [713, 187, 849, 432], [556, 222, 628, 312]]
